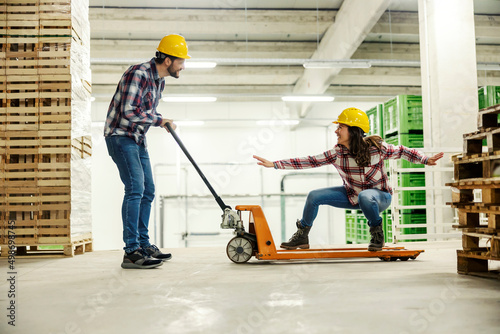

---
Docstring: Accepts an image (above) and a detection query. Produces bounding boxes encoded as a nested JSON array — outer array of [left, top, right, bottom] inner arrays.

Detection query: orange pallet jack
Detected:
[[166, 124, 424, 264], [227, 205, 424, 263]]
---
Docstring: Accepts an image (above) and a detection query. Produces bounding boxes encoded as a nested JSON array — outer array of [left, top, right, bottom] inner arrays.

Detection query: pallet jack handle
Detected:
[[165, 122, 231, 212]]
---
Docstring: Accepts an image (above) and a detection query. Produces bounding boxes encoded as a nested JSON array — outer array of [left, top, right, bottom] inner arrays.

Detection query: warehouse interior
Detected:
[[1, 0, 500, 333]]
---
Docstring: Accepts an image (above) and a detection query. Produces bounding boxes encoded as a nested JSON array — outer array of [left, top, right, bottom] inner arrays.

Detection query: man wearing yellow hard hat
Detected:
[[104, 34, 190, 269], [254, 107, 444, 251]]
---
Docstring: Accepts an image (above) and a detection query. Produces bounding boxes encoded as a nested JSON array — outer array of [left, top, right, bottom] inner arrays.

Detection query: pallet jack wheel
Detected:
[[226, 237, 254, 264], [379, 257, 391, 262]]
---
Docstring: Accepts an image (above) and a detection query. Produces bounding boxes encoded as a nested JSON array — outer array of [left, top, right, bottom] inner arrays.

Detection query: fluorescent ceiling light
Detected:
[[162, 97, 217, 102], [185, 61, 217, 69], [175, 121, 205, 126], [477, 63, 500, 71], [281, 96, 334, 102], [303, 61, 371, 69], [256, 120, 300, 126]]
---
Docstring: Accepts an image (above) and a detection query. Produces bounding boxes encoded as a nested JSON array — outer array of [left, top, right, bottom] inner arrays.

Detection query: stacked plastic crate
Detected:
[[478, 86, 500, 144], [345, 209, 357, 244], [383, 95, 427, 242], [0, 0, 92, 256], [478, 86, 500, 110]]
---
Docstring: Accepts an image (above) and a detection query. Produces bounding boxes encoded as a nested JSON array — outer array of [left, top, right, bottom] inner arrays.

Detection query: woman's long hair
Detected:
[[347, 126, 383, 167]]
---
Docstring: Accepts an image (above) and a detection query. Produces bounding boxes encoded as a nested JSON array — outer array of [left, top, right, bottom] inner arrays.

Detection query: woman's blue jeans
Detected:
[[301, 186, 391, 227], [105, 136, 155, 253]]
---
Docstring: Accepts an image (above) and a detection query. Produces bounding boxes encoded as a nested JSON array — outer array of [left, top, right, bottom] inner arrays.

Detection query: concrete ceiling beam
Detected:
[[89, 8, 336, 37]]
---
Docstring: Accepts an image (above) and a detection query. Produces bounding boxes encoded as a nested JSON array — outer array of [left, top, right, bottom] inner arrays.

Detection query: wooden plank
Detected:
[[463, 232, 500, 241], [38, 237, 71, 244], [457, 249, 500, 262], [39, 218, 69, 226], [446, 178, 500, 189], [38, 228, 70, 235], [452, 205, 500, 215]]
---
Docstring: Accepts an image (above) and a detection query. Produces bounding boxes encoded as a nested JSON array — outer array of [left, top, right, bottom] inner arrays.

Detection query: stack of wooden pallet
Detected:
[[0, 0, 92, 256], [447, 103, 500, 278]]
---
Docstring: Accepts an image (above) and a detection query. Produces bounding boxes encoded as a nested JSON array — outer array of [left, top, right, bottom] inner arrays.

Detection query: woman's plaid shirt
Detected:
[[104, 58, 165, 146], [273, 143, 429, 205]]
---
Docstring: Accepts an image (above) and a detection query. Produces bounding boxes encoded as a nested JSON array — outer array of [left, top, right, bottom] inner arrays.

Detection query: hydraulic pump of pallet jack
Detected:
[[221, 208, 244, 231]]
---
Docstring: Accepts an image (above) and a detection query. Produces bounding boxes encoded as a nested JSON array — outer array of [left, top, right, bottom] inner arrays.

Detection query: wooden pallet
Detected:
[[0, 129, 72, 187], [463, 129, 500, 157], [0, 97, 72, 132], [1, 37, 72, 73], [457, 250, 500, 279], [0, 185, 71, 210], [0, 233, 92, 257], [453, 154, 500, 181], [0, 207, 71, 243], [4, 0, 41, 21], [478, 104, 500, 130], [462, 232, 500, 256]]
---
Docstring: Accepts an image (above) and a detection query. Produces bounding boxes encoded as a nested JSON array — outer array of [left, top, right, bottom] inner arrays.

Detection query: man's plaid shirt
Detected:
[[273, 143, 429, 205], [104, 58, 165, 145]]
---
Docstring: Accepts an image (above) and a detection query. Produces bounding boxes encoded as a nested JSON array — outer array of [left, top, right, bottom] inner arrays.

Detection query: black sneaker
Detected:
[[143, 244, 172, 261], [121, 249, 163, 269]]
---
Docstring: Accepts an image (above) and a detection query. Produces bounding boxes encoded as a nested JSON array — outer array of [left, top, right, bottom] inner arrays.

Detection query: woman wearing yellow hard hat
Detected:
[[103, 34, 191, 269], [253, 107, 444, 251]]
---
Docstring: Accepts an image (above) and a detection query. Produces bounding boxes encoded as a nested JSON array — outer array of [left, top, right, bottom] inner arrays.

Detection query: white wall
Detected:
[[91, 100, 381, 251]]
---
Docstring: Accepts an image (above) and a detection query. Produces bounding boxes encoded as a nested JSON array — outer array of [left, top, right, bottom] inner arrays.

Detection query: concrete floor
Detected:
[[1, 240, 499, 334]]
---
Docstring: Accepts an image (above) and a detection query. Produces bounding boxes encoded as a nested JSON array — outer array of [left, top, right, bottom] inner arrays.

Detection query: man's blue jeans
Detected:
[[301, 186, 392, 227], [105, 136, 154, 253]]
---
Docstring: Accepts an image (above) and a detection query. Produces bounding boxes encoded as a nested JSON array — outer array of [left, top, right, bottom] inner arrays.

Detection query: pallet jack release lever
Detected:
[[165, 122, 242, 230]]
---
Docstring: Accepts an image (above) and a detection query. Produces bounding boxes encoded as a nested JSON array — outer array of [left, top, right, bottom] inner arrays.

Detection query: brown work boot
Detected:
[[280, 220, 311, 250], [368, 225, 385, 251]]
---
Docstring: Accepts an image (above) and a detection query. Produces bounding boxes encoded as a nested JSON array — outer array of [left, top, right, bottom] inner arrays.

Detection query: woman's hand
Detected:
[[253, 155, 274, 168], [427, 152, 444, 166], [161, 118, 176, 132]]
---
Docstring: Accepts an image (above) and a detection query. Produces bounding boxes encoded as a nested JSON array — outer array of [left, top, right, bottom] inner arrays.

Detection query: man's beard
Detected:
[[168, 64, 179, 78]]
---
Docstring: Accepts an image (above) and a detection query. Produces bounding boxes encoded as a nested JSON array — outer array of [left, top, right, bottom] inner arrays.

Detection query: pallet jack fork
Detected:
[[165, 123, 424, 264]]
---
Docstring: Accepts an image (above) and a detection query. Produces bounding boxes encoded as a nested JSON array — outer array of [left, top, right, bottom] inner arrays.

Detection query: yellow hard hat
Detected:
[[333, 107, 370, 133], [157, 34, 191, 59]]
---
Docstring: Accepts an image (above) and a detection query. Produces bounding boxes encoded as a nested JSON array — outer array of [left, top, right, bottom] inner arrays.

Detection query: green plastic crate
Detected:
[[385, 133, 423, 147], [383, 211, 393, 243], [346, 210, 392, 244], [356, 213, 370, 243], [366, 104, 384, 137], [383, 95, 423, 136], [478, 86, 500, 110], [399, 190, 426, 206], [345, 210, 357, 243], [398, 173, 425, 187]]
